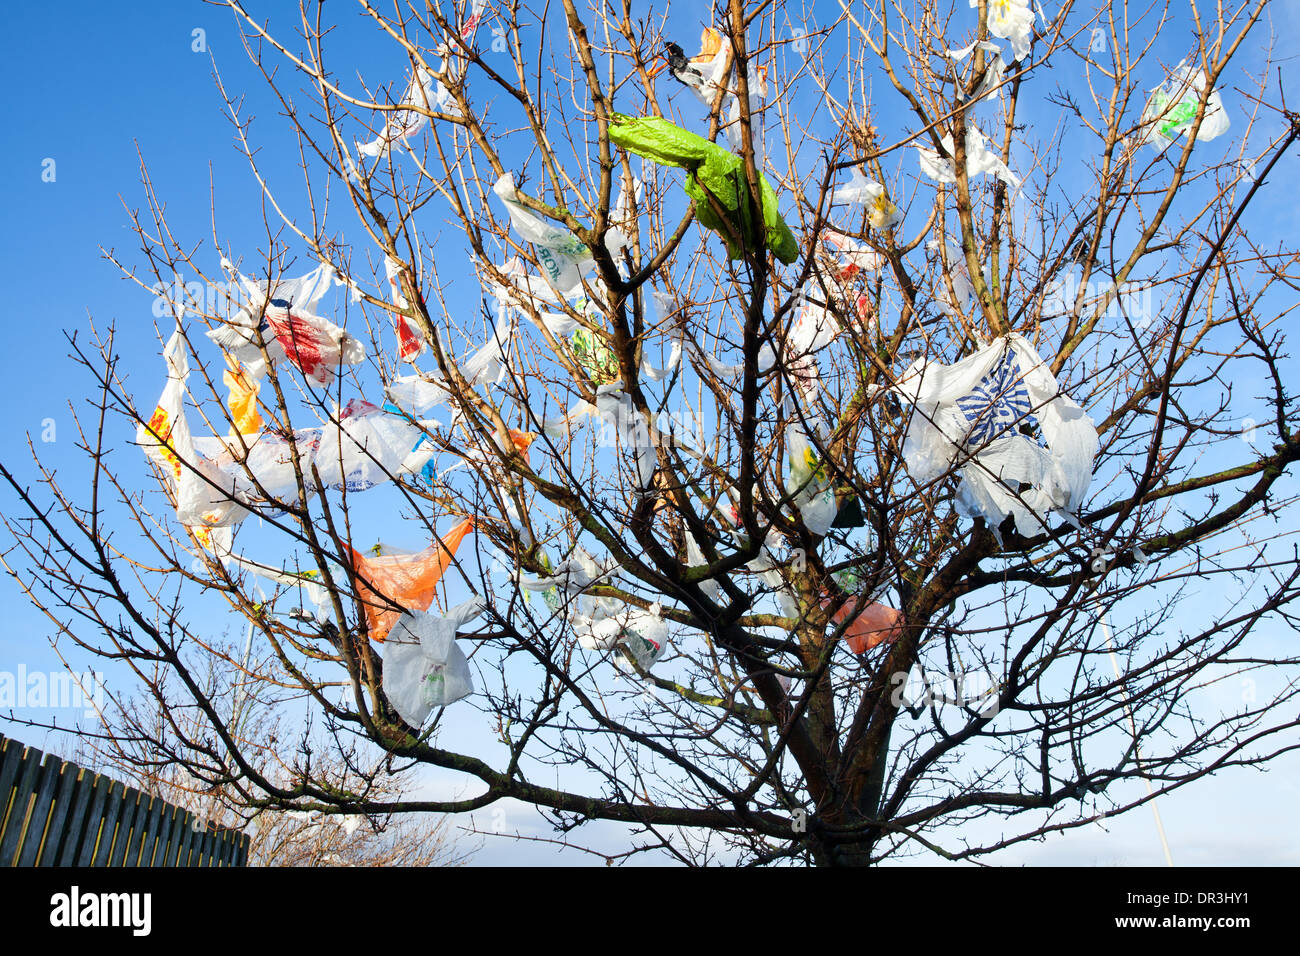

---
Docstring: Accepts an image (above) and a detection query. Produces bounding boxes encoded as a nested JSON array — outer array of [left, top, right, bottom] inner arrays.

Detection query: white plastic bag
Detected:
[[970, 0, 1035, 62], [947, 40, 1006, 102], [382, 598, 484, 725], [895, 335, 1097, 538], [831, 167, 903, 230], [916, 125, 1020, 189], [784, 423, 838, 536], [315, 399, 438, 492], [493, 173, 594, 298], [1140, 61, 1230, 151]]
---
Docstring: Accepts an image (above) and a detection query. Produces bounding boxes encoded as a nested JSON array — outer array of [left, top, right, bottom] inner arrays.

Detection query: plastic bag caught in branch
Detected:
[[210, 259, 365, 386], [927, 239, 978, 318], [137, 329, 249, 530], [831, 167, 903, 230], [352, 518, 477, 642], [193, 429, 321, 503], [223, 362, 263, 437], [316, 399, 440, 492], [971, 0, 1036, 62], [382, 598, 484, 725], [916, 125, 1021, 190], [895, 335, 1098, 539], [385, 256, 425, 362], [608, 114, 799, 264], [784, 423, 838, 536], [946, 40, 1006, 102], [493, 173, 595, 298], [824, 596, 903, 655], [1139, 61, 1230, 151]]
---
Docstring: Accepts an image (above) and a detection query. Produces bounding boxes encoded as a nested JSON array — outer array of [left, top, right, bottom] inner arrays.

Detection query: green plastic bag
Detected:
[[608, 114, 799, 264]]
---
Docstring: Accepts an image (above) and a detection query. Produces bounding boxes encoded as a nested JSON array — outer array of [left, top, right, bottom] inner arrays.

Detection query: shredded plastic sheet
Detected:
[[831, 167, 903, 230], [786, 291, 840, 403], [784, 423, 838, 536], [972, 0, 1035, 62], [894, 335, 1098, 539], [915, 124, 1021, 190], [385, 256, 425, 362], [663, 28, 731, 110], [608, 114, 799, 264], [483, 256, 583, 337], [385, 373, 454, 417], [594, 384, 658, 488], [821, 229, 885, 280], [209, 259, 365, 386], [946, 40, 1006, 102], [493, 173, 595, 298], [824, 597, 904, 654], [356, 0, 488, 159], [352, 518, 477, 642], [315, 399, 439, 492], [222, 362, 263, 437], [461, 303, 516, 386], [192, 429, 321, 503], [222, 550, 333, 621], [137, 329, 249, 529], [573, 601, 669, 669], [927, 239, 978, 317], [382, 599, 484, 724], [1140, 61, 1230, 151]]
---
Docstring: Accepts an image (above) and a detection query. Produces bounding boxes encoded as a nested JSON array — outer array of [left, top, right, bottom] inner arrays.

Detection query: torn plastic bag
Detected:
[[684, 528, 723, 602], [352, 518, 477, 642], [608, 114, 799, 264], [594, 384, 658, 488], [831, 167, 903, 230], [971, 0, 1035, 62], [895, 335, 1098, 538], [209, 260, 364, 386], [385, 374, 454, 417], [573, 601, 668, 670], [784, 423, 838, 536], [224, 550, 333, 621], [605, 172, 644, 258], [1140, 61, 1230, 151], [382, 598, 484, 725], [786, 290, 840, 403], [916, 125, 1020, 190], [927, 239, 978, 317], [662, 28, 731, 110], [519, 545, 621, 600], [946, 40, 1006, 102], [822, 229, 885, 279], [824, 597, 904, 654], [193, 429, 320, 503], [385, 256, 425, 362], [571, 326, 620, 384], [461, 303, 516, 386], [315, 399, 439, 492], [493, 173, 594, 298], [137, 329, 249, 529], [483, 256, 581, 337]]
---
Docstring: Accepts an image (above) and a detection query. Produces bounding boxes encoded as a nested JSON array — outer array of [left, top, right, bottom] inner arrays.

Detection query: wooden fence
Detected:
[[0, 734, 248, 866]]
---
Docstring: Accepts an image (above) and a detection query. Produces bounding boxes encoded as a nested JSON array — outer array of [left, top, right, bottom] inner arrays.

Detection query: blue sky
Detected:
[[1, 0, 1298, 866]]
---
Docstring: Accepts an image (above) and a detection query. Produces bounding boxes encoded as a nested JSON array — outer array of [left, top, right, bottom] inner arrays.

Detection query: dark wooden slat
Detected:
[[122, 790, 155, 867], [75, 775, 115, 866], [35, 762, 80, 866], [159, 804, 188, 866], [136, 796, 168, 867], [54, 768, 95, 865], [0, 738, 24, 823], [16, 754, 62, 866], [90, 780, 126, 867], [109, 787, 143, 866], [0, 746, 44, 867]]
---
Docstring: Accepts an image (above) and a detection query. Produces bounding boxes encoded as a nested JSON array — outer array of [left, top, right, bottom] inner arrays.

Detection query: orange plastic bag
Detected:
[[823, 597, 904, 654], [351, 517, 475, 641], [223, 364, 263, 436]]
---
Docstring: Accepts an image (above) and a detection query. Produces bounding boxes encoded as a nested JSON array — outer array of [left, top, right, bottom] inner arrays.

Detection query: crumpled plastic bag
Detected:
[[385, 256, 425, 361], [352, 518, 477, 641], [193, 429, 321, 503], [459, 302, 517, 388], [821, 229, 885, 280], [784, 423, 838, 536], [209, 259, 364, 386], [608, 114, 799, 264], [356, 0, 488, 159], [137, 329, 249, 529], [916, 124, 1020, 189], [895, 335, 1098, 538], [823, 596, 904, 654], [494, 173, 594, 298], [573, 601, 669, 670], [315, 399, 439, 492], [223, 362, 263, 437], [483, 256, 583, 337], [971, 0, 1035, 62], [927, 239, 978, 317], [382, 598, 484, 725], [831, 167, 903, 230], [1140, 61, 1230, 151], [947, 40, 1006, 102], [786, 291, 840, 403]]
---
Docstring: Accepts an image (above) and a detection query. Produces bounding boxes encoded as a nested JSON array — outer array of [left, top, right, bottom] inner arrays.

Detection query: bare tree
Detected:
[[3, 0, 1298, 866]]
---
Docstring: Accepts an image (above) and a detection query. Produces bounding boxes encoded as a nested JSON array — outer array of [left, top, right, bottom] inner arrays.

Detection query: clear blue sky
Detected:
[[1, 0, 1297, 866]]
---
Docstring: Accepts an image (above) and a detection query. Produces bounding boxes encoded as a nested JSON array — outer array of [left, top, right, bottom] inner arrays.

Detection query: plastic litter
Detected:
[[784, 423, 838, 536], [825, 597, 904, 654], [927, 239, 978, 317], [946, 40, 1006, 102], [916, 125, 1020, 189], [352, 517, 477, 641], [493, 173, 594, 297], [895, 335, 1098, 538], [385, 256, 425, 362], [382, 598, 484, 725], [972, 0, 1035, 62], [831, 167, 903, 230], [608, 114, 799, 264], [1140, 61, 1230, 151]]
